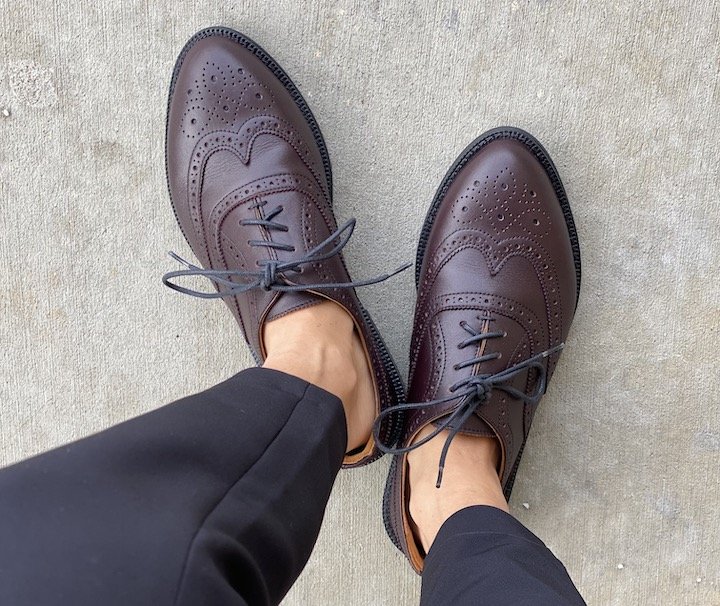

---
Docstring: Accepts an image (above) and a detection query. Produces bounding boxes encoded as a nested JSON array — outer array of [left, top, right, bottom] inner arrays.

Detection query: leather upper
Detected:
[[165, 28, 404, 466], [166, 32, 333, 359], [383, 129, 580, 573], [406, 137, 578, 484]]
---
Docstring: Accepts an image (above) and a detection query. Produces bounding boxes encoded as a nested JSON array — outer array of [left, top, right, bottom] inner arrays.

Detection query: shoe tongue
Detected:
[[265, 291, 324, 323], [246, 185, 327, 322], [427, 306, 511, 440]]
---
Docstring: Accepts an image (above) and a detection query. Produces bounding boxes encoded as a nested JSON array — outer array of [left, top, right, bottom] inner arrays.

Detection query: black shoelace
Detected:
[[373, 320, 564, 487], [162, 201, 411, 297]]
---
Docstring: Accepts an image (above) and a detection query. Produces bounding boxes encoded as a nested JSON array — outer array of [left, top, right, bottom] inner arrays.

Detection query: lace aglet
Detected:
[[541, 342, 565, 358], [395, 261, 413, 275], [435, 465, 444, 489], [435, 432, 455, 488], [168, 251, 194, 269]]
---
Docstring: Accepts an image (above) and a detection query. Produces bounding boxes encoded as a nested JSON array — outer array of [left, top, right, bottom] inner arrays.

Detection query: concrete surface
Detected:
[[1, 1, 718, 604]]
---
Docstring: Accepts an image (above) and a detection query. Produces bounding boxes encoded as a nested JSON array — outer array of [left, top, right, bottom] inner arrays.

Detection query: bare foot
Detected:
[[407, 424, 509, 552], [262, 300, 376, 452]]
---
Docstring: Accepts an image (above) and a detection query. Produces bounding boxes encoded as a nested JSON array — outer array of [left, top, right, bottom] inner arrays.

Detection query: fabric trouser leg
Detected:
[[420, 505, 586, 606], [0, 367, 346, 606]]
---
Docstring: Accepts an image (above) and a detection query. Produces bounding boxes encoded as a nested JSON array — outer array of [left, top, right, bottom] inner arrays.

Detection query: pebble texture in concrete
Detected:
[[1, 1, 719, 604]]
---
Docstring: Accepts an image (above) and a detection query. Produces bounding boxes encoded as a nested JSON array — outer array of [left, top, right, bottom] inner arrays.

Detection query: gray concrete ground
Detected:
[[1, 1, 718, 604]]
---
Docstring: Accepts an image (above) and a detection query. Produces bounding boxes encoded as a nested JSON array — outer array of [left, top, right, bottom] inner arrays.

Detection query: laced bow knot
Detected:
[[373, 320, 564, 488], [465, 377, 491, 405], [162, 207, 411, 298], [259, 261, 279, 291]]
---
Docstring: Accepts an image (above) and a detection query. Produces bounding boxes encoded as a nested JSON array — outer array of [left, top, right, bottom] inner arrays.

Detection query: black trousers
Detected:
[[0, 368, 585, 605]]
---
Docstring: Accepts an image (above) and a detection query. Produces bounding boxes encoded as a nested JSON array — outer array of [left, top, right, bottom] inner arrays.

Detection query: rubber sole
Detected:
[[383, 126, 583, 557], [164, 26, 405, 464], [346, 306, 406, 466]]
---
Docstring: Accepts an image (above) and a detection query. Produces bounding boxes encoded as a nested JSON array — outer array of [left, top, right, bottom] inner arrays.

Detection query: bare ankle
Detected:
[[263, 309, 358, 407], [261, 300, 375, 453], [407, 428, 508, 552]]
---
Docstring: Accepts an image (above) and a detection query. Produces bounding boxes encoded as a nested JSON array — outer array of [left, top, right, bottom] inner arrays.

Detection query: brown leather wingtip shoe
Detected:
[[163, 27, 407, 467], [376, 127, 581, 572]]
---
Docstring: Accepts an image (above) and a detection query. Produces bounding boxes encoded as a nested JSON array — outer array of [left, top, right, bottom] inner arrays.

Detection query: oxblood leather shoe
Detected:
[[376, 127, 581, 572], [163, 27, 408, 467]]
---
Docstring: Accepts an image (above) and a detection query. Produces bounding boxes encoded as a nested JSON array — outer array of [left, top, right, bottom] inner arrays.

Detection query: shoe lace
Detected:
[[373, 320, 564, 487], [162, 201, 411, 297]]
